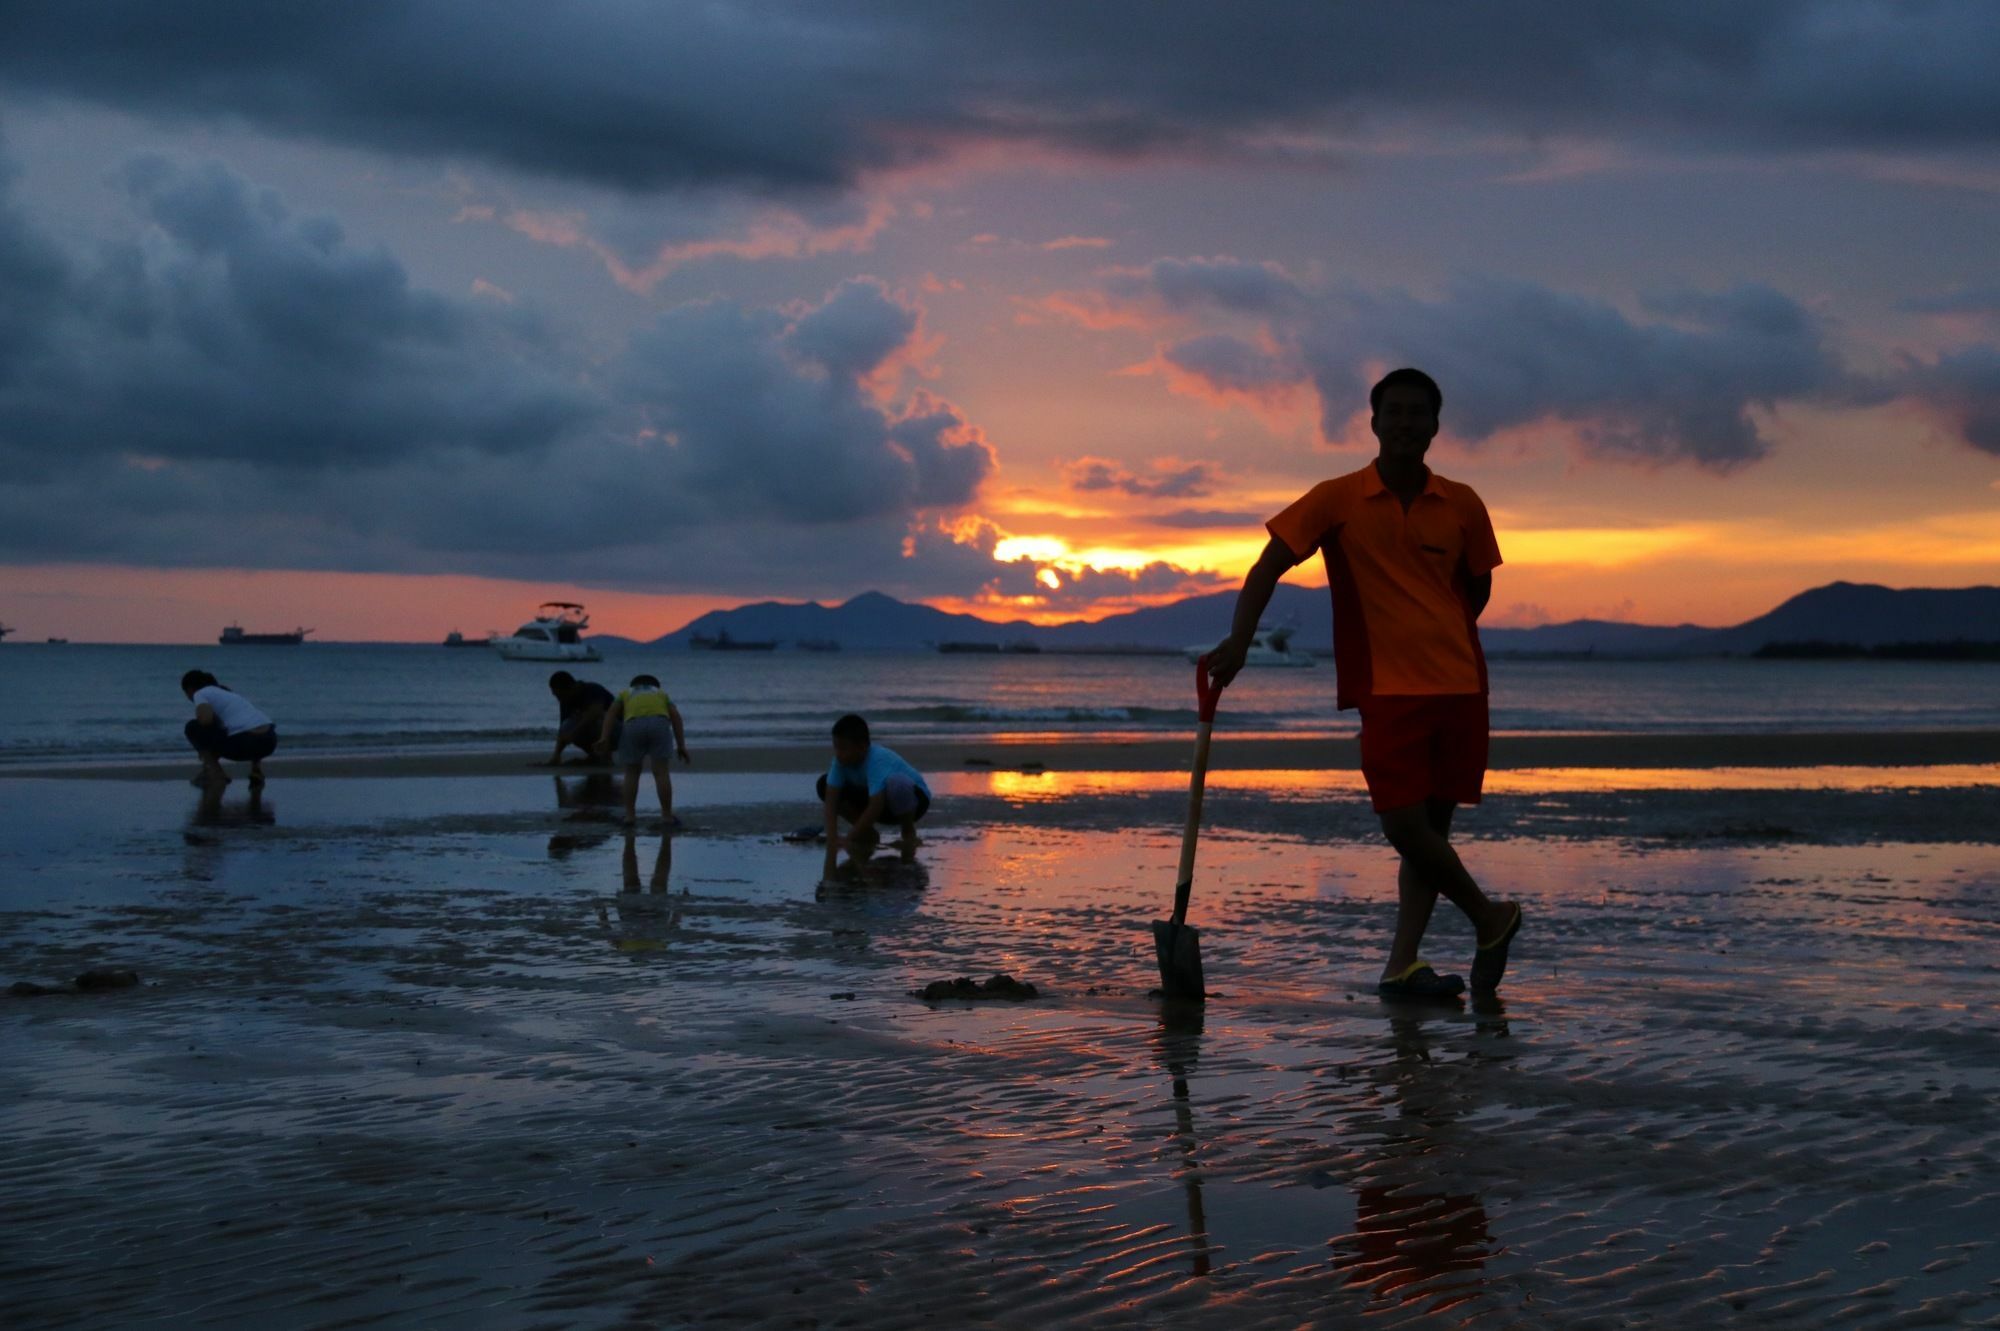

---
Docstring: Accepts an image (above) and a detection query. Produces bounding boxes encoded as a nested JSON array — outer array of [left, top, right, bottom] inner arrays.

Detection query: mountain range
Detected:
[[616, 581, 2000, 657]]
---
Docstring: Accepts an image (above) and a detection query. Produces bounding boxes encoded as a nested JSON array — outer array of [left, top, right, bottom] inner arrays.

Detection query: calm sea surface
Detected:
[[2, 642, 1997, 763]]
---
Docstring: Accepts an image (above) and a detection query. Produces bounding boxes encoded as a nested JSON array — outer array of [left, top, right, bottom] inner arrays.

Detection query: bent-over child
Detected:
[[181, 670, 278, 787], [819, 713, 930, 875], [600, 674, 687, 825]]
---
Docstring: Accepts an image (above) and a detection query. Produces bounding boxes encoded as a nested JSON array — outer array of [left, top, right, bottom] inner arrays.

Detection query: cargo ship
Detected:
[[220, 625, 311, 645], [688, 630, 776, 651]]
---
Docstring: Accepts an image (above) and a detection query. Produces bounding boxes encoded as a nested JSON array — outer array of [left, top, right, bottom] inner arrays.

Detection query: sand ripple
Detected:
[[2, 783, 1997, 1328]]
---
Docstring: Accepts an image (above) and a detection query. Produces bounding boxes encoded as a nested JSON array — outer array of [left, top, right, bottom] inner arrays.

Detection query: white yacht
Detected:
[[1186, 622, 1314, 667], [491, 602, 603, 662]]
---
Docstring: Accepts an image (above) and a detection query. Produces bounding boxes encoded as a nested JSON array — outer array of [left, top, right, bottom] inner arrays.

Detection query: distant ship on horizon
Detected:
[[689, 630, 776, 651], [220, 624, 311, 645]]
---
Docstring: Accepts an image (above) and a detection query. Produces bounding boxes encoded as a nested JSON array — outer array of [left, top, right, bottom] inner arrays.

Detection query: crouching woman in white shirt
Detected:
[[181, 670, 278, 787]]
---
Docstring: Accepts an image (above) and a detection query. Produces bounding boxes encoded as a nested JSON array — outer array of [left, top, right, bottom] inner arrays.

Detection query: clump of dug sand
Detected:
[[914, 974, 1039, 1002]]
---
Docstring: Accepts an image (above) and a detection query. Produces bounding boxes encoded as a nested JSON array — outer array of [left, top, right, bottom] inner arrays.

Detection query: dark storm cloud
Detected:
[[3, 4, 1999, 194], [0, 156, 592, 480], [1158, 334, 1301, 399], [0, 157, 997, 595], [1116, 258, 1856, 469], [1062, 456, 1219, 499], [1902, 284, 2000, 317], [0, 151, 68, 384], [619, 279, 992, 525], [1897, 346, 2000, 456], [1143, 509, 1267, 529]]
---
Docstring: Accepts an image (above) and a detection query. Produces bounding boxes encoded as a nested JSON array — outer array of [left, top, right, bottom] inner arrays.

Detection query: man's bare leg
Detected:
[[1378, 799, 1514, 980]]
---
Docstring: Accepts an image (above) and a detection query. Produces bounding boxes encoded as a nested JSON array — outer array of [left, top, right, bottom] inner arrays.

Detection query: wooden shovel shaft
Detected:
[[1171, 718, 1215, 926]]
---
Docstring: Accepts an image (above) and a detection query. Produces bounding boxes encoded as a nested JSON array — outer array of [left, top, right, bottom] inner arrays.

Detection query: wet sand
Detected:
[[11, 725, 2000, 782], [3, 773, 1997, 1328]]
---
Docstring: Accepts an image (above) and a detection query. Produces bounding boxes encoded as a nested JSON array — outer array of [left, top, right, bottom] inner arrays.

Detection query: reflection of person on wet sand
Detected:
[[1332, 1015, 1495, 1313], [189, 779, 274, 829], [813, 853, 929, 903], [597, 831, 682, 952], [553, 772, 621, 816], [1209, 368, 1522, 1000]]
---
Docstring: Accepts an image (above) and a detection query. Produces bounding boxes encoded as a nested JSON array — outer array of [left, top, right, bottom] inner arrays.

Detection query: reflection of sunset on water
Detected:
[[964, 764, 2000, 803]]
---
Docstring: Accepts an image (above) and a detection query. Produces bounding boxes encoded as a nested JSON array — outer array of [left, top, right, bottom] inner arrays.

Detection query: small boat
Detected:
[[1184, 623, 1314, 667], [937, 641, 1001, 654], [441, 630, 491, 648], [0, 622, 12, 642], [220, 625, 311, 645], [46, 637, 68, 644], [491, 603, 602, 662], [689, 630, 776, 651]]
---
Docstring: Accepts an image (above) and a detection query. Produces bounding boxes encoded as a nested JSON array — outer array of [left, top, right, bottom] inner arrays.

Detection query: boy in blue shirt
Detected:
[[818, 713, 930, 875]]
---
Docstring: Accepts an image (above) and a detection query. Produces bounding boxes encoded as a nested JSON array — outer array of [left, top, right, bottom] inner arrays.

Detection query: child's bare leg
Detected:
[[653, 768, 673, 825], [621, 764, 642, 823]]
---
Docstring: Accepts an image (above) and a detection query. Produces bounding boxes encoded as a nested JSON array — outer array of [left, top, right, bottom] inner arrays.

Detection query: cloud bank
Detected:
[[0, 155, 1004, 597], [2, 4, 1999, 196], [1084, 257, 2000, 468]]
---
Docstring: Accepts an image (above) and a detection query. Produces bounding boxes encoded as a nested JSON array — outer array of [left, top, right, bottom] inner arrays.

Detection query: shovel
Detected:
[[1154, 654, 1221, 1001]]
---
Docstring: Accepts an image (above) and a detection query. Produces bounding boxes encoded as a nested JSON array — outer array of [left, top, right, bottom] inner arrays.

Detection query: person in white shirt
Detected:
[[181, 669, 278, 787]]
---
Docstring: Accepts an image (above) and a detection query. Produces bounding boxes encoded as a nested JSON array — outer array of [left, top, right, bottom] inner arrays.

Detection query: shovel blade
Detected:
[[1152, 919, 1206, 1001]]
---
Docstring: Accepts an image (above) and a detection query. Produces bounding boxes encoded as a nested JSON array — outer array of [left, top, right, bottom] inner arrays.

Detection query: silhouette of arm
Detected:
[[1210, 537, 1296, 687], [1464, 566, 1492, 620]]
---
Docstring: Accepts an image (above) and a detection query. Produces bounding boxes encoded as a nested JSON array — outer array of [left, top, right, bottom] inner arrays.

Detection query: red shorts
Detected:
[[1356, 693, 1489, 813]]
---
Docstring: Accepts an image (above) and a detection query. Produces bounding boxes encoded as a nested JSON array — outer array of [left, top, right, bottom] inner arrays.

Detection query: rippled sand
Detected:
[[3, 774, 1997, 1329]]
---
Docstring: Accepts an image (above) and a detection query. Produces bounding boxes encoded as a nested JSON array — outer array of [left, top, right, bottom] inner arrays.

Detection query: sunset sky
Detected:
[[2, 3, 1999, 642]]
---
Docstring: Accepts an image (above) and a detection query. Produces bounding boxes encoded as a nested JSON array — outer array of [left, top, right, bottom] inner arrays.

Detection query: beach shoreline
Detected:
[[12, 727, 2000, 781]]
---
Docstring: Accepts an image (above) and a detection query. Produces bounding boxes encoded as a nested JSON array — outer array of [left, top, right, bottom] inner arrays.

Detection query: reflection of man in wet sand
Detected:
[[1211, 368, 1522, 998], [1332, 1015, 1496, 1310]]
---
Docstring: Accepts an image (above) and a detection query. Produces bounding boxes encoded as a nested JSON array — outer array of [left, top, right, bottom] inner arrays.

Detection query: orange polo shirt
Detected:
[[1267, 463, 1502, 710]]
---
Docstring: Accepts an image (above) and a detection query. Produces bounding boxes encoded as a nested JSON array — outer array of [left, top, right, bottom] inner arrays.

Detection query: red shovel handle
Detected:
[[1195, 654, 1222, 723]]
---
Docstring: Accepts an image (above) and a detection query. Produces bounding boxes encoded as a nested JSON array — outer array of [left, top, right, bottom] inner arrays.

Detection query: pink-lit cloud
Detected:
[[484, 199, 896, 293]]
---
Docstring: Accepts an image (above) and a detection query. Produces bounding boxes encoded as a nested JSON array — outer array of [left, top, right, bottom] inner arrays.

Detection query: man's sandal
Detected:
[[1377, 960, 1467, 1001], [1471, 904, 1524, 994]]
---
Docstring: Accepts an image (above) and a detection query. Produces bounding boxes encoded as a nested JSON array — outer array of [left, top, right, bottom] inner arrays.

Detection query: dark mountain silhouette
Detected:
[[649, 581, 2000, 656], [1699, 581, 2000, 653], [658, 591, 1040, 651]]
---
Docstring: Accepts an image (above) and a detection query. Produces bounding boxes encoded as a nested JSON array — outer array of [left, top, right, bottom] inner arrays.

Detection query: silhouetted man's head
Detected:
[[548, 670, 577, 697], [1369, 367, 1442, 467]]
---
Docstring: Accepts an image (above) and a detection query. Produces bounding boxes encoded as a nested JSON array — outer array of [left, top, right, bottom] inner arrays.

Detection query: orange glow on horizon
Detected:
[[0, 565, 743, 645]]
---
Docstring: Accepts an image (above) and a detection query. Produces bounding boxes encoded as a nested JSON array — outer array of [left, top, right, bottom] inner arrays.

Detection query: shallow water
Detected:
[[6, 642, 2000, 762], [2, 777, 1997, 1328]]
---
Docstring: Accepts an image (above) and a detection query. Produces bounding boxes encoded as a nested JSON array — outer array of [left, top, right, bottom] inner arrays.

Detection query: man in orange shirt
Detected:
[[1209, 368, 1523, 1000]]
